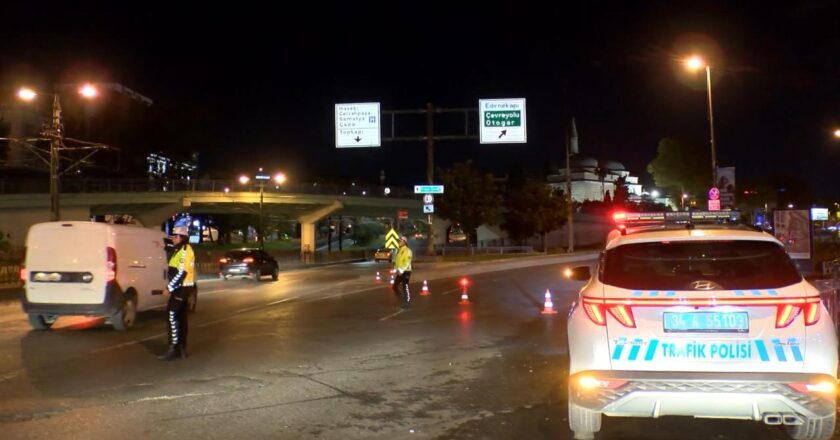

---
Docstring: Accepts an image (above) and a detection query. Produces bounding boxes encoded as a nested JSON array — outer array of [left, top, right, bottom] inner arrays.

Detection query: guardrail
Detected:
[[438, 245, 534, 256], [0, 178, 416, 198]]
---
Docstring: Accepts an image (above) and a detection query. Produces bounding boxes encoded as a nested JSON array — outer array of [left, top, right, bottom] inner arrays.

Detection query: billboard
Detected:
[[716, 167, 735, 209], [773, 209, 812, 259], [811, 208, 829, 221]]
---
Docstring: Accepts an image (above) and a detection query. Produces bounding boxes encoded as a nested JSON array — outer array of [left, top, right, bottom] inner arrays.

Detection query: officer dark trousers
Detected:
[[392, 271, 412, 307]]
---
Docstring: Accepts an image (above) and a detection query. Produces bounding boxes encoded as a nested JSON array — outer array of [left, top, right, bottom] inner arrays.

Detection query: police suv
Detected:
[[566, 211, 837, 440]]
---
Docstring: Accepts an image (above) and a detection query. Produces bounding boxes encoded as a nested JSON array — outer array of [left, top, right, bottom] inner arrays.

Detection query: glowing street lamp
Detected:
[[239, 175, 250, 185], [833, 129, 840, 139], [241, 169, 286, 249], [683, 55, 718, 188], [16, 84, 98, 221]]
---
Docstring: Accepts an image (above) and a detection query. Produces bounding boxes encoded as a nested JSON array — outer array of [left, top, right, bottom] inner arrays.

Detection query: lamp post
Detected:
[[240, 169, 285, 249], [17, 84, 98, 221], [685, 56, 718, 188]]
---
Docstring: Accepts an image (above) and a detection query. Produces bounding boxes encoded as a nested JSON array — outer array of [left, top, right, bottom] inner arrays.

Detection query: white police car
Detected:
[[566, 211, 838, 440]]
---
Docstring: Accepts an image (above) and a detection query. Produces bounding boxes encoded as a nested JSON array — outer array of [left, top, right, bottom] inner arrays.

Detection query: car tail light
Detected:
[[607, 304, 636, 328], [578, 375, 627, 391], [106, 247, 117, 282], [19, 267, 27, 282], [775, 300, 821, 328], [582, 298, 635, 327], [243, 257, 254, 263], [582, 301, 607, 326], [219, 258, 229, 264], [788, 381, 837, 395], [804, 301, 820, 326]]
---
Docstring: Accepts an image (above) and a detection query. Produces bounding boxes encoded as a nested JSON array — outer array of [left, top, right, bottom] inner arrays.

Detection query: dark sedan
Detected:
[[219, 249, 279, 281]]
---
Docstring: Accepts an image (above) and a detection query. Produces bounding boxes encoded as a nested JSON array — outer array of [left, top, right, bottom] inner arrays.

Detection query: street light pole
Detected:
[[259, 180, 264, 250], [704, 64, 718, 188]]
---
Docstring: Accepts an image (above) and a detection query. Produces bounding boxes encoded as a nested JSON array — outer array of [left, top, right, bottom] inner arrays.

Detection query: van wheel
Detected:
[[112, 295, 137, 331], [787, 410, 836, 440], [271, 267, 279, 281], [569, 390, 602, 439], [28, 314, 57, 331]]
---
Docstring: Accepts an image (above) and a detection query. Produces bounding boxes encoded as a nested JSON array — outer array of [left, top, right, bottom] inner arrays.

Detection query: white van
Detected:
[[21, 221, 178, 331]]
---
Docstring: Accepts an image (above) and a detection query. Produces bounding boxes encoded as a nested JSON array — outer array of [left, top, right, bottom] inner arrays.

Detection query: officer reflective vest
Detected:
[[394, 245, 413, 272], [167, 243, 196, 291]]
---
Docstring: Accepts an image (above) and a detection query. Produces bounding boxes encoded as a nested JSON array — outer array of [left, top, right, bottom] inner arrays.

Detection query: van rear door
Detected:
[[25, 222, 109, 305]]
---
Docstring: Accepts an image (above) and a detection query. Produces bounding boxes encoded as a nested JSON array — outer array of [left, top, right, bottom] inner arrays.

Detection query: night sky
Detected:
[[1, 2, 838, 198]]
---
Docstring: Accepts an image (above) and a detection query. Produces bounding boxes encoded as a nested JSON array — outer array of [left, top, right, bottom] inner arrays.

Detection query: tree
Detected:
[[502, 180, 568, 252], [647, 138, 711, 197], [595, 164, 609, 199], [613, 176, 629, 206], [436, 161, 502, 254]]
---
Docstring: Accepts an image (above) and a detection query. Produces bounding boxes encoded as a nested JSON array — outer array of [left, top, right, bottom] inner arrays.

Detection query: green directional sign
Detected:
[[483, 110, 521, 127], [384, 228, 400, 249]]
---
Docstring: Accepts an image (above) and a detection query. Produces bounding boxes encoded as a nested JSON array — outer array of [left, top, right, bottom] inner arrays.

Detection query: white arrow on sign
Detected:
[[423, 204, 434, 214]]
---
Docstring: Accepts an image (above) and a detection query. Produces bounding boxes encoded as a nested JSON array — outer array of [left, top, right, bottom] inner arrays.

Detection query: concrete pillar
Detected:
[[298, 200, 343, 264], [300, 222, 315, 264]]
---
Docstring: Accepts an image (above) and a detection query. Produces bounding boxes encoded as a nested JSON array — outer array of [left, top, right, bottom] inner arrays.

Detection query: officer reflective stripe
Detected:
[[643, 339, 659, 361], [627, 338, 643, 361], [772, 339, 787, 362], [789, 338, 804, 362], [755, 340, 770, 361], [612, 337, 627, 360]]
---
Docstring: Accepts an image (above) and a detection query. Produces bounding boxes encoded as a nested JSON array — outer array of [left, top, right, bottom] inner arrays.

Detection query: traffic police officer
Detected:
[[392, 235, 413, 308], [159, 219, 196, 361]]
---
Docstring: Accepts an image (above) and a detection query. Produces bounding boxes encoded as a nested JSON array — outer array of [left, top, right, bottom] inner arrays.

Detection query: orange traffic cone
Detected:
[[420, 280, 430, 296], [389, 273, 395, 285], [541, 289, 558, 315], [375, 272, 382, 282]]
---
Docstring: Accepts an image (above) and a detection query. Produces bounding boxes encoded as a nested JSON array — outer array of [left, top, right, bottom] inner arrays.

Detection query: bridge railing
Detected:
[[0, 178, 415, 198]]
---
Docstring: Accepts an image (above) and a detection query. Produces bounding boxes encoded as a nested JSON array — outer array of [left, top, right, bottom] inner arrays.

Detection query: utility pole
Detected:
[[565, 130, 574, 253], [425, 103, 435, 257], [49, 94, 62, 221], [382, 105, 477, 257]]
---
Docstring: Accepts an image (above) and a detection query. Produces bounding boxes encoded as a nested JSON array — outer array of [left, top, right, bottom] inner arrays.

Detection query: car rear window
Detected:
[[601, 240, 802, 290], [227, 250, 255, 259]]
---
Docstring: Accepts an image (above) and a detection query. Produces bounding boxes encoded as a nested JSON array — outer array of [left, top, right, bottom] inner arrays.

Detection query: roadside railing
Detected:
[[0, 178, 415, 198]]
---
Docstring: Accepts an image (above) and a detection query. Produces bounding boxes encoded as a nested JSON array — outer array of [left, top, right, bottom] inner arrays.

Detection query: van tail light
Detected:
[[219, 258, 229, 264], [20, 246, 26, 281], [106, 247, 117, 282], [243, 257, 254, 264]]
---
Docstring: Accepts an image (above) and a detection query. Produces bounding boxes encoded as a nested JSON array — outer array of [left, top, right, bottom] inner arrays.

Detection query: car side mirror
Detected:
[[565, 266, 591, 281]]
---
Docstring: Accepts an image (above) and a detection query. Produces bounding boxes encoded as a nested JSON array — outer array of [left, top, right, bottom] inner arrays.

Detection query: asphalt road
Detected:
[[0, 255, 827, 439]]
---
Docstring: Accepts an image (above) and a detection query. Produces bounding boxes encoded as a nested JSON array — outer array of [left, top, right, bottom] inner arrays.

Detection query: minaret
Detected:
[[570, 117, 579, 155]]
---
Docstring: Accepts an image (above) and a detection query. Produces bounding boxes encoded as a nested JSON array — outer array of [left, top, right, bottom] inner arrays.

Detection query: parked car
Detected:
[[373, 248, 393, 263], [219, 249, 279, 281]]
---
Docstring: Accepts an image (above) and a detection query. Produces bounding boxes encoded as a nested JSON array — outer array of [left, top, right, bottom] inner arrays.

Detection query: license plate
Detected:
[[229, 268, 244, 273], [663, 312, 749, 333]]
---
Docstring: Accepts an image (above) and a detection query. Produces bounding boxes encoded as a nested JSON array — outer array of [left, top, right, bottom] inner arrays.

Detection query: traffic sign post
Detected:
[[385, 228, 400, 249], [335, 102, 381, 148], [479, 98, 527, 144], [708, 187, 721, 211], [423, 194, 434, 204]]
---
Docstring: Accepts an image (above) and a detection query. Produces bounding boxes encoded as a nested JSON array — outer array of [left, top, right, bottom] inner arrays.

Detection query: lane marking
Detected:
[[379, 309, 406, 321]]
